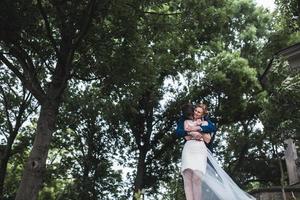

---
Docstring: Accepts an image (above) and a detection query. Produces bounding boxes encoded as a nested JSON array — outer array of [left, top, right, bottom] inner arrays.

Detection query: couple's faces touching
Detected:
[[194, 107, 204, 119]]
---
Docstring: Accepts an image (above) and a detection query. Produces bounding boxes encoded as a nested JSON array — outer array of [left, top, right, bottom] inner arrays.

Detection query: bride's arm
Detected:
[[184, 120, 202, 138]]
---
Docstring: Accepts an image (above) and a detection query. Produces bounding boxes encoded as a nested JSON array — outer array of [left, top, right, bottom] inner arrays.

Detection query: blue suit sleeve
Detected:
[[200, 119, 217, 133], [175, 117, 187, 137]]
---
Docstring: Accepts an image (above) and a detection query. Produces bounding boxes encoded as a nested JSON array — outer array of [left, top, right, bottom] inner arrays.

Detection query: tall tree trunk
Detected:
[[0, 150, 10, 198], [15, 100, 59, 200], [0, 129, 17, 198], [133, 150, 146, 200], [0, 131, 19, 197]]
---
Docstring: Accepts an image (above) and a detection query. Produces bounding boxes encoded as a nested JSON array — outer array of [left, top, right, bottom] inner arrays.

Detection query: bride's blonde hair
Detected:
[[195, 103, 208, 115]]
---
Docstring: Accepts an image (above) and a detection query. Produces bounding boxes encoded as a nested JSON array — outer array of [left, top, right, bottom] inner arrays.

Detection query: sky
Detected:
[[255, 0, 276, 11]]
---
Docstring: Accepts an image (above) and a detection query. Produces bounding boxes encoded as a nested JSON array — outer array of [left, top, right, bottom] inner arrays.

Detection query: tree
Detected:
[[52, 85, 123, 200], [3, 125, 36, 199], [0, 0, 297, 198], [275, 0, 300, 32], [0, 67, 37, 199], [255, 0, 300, 187], [259, 59, 300, 186], [0, 0, 109, 199]]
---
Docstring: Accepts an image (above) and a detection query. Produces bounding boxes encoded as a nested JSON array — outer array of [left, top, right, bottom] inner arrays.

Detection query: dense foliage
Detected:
[[0, 0, 299, 199]]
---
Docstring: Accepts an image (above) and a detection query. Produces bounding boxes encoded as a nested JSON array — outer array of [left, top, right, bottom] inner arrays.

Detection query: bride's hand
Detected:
[[192, 132, 203, 141], [185, 135, 192, 141], [185, 125, 199, 132]]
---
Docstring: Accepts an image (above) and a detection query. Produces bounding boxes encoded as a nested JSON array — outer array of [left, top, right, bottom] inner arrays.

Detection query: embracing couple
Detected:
[[175, 103, 255, 200]]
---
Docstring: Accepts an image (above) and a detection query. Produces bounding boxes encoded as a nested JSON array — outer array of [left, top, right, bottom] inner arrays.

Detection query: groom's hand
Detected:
[[202, 133, 211, 143], [184, 135, 193, 140]]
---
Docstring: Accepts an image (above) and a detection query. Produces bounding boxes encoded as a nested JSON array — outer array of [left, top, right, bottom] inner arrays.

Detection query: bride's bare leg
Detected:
[[192, 172, 201, 200], [183, 169, 193, 200]]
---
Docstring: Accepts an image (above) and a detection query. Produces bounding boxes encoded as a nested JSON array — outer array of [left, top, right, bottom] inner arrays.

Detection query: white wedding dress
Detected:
[[181, 139, 208, 176]]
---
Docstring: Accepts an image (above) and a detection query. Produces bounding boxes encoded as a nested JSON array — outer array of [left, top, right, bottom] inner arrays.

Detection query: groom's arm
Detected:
[[175, 117, 188, 137], [200, 119, 217, 133]]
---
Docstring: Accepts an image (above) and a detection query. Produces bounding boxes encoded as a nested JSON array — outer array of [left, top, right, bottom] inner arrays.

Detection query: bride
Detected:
[[176, 103, 255, 200]]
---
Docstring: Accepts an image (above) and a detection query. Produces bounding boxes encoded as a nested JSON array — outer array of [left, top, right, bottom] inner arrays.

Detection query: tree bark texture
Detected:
[[0, 150, 10, 198], [15, 101, 59, 200], [133, 150, 147, 200]]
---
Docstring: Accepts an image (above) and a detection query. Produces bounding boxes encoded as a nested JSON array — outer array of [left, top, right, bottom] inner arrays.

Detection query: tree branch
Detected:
[[143, 11, 182, 16], [10, 46, 46, 102], [126, 3, 182, 16], [14, 90, 33, 133], [37, 0, 60, 58], [0, 54, 25, 82], [0, 52, 45, 102], [72, 0, 97, 51], [46, 0, 98, 100], [71, 72, 103, 81], [0, 86, 13, 134]]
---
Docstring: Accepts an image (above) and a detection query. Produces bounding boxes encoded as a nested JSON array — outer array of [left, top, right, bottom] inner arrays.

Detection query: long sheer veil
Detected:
[[199, 150, 256, 200]]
